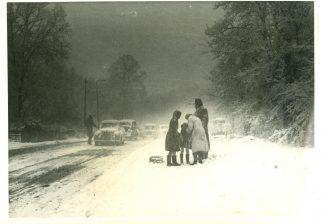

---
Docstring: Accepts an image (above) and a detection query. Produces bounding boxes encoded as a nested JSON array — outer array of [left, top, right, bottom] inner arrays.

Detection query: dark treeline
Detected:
[[206, 2, 314, 145], [7, 3, 84, 129], [7, 3, 182, 131]]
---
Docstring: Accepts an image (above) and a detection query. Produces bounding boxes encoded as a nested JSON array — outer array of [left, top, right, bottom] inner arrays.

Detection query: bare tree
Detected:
[[7, 3, 71, 121]]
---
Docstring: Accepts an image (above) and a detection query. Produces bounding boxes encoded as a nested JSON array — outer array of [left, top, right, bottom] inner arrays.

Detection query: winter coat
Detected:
[[180, 123, 191, 148], [194, 106, 210, 149], [165, 117, 181, 152], [85, 117, 97, 137], [186, 115, 209, 153]]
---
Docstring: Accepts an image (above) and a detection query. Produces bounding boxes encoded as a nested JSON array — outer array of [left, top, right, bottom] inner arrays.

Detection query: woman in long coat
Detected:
[[185, 113, 209, 165], [165, 110, 182, 166]]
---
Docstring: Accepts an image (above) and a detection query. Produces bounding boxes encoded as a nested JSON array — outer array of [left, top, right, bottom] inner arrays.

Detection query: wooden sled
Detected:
[[149, 156, 164, 163]]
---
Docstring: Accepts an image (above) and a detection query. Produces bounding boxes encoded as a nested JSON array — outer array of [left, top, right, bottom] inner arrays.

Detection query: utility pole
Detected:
[[96, 81, 99, 127], [95, 79, 109, 127], [84, 79, 87, 125]]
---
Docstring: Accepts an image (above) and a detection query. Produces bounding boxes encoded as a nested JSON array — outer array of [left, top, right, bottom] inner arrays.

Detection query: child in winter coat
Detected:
[[180, 122, 191, 164], [165, 110, 182, 166]]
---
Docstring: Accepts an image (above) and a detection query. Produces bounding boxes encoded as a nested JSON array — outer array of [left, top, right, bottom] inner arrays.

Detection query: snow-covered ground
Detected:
[[9, 139, 153, 217], [8, 138, 86, 151], [9, 135, 319, 222]]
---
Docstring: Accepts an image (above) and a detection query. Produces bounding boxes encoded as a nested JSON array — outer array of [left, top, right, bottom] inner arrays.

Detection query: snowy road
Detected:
[[9, 136, 316, 221], [9, 138, 154, 216]]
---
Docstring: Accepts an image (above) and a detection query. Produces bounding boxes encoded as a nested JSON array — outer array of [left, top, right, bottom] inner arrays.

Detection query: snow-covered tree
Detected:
[[206, 2, 314, 145]]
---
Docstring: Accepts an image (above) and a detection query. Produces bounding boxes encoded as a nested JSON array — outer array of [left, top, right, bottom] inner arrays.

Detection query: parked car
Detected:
[[211, 118, 227, 136], [119, 119, 140, 141], [142, 123, 159, 138], [94, 120, 125, 146]]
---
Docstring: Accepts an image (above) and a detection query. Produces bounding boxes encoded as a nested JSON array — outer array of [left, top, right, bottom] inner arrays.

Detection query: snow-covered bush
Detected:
[[269, 124, 313, 147]]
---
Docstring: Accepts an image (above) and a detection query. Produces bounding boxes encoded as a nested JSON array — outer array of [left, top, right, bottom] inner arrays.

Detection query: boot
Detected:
[[180, 153, 184, 164], [191, 152, 197, 165], [167, 155, 172, 166], [202, 151, 208, 160], [185, 154, 190, 164], [172, 155, 181, 166], [198, 152, 203, 164]]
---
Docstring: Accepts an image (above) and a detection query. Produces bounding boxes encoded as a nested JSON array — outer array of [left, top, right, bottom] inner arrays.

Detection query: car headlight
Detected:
[[94, 131, 102, 138]]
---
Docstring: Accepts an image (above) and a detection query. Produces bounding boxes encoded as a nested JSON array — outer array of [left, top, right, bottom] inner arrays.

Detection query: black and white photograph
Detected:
[[1, 0, 323, 223]]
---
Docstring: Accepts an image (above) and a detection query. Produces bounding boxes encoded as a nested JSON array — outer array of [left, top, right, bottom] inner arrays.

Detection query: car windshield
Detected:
[[120, 122, 131, 126], [145, 125, 157, 130], [101, 122, 119, 128]]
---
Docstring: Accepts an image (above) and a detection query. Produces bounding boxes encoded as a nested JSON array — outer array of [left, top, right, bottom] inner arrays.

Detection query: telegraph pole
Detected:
[[95, 79, 109, 127], [96, 81, 99, 126], [83, 79, 87, 125]]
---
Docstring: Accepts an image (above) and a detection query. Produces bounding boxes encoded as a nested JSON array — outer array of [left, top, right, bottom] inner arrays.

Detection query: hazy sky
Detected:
[[62, 2, 221, 95]]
